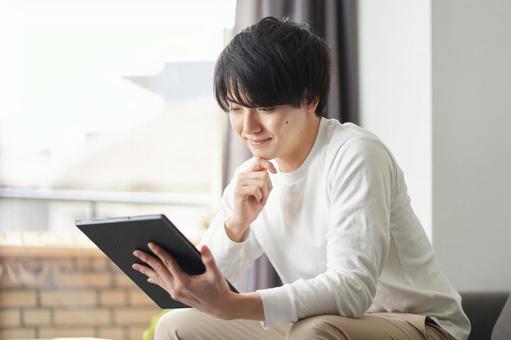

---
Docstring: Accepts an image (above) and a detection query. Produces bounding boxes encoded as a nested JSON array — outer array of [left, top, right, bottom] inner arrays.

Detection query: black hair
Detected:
[[213, 16, 331, 117]]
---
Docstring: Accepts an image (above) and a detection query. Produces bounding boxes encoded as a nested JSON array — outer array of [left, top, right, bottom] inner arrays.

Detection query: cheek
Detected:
[[274, 116, 291, 136], [275, 117, 296, 144], [268, 114, 289, 130], [229, 114, 243, 135]]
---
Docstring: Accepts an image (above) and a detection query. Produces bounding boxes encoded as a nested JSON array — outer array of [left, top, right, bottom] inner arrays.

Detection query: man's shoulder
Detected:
[[322, 120, 387, 160]]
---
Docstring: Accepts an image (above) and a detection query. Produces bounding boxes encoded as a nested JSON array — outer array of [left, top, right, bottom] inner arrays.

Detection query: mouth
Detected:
[[246, 138, 272, 147]]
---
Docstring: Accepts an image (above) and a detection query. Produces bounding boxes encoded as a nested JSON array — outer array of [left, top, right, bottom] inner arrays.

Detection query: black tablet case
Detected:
[[75, 214, 237, 309]]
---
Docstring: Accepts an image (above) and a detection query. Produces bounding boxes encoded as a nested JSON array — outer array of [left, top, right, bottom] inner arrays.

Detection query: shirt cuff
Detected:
[[207, 217, 250, 266], [257, 285, 297, 328]]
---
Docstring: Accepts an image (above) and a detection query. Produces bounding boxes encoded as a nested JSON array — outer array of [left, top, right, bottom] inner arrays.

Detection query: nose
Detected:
[[243, 109, 262, 134]]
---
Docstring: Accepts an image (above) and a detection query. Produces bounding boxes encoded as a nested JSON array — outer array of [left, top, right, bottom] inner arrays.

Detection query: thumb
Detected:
[[200, 244, 221, 276], [248, 157, 261, 171]]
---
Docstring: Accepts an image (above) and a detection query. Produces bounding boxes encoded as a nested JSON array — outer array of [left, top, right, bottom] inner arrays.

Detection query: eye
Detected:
[[257, 107, 275, 112], [228, 107, 241, 113]]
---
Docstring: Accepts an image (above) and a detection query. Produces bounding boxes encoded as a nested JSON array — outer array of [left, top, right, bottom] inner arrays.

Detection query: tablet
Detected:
[[75, 214, 238, 309]]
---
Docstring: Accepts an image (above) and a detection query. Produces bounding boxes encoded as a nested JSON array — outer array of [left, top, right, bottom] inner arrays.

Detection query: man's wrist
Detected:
[[221, 291, 265, 321], [224, 217, 250, 243]]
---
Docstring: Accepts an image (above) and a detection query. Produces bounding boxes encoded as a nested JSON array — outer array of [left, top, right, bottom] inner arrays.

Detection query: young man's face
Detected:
[[228, 101, 318, 161]]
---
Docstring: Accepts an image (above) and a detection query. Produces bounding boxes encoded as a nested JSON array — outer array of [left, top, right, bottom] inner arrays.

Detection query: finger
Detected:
[[260, 171, 273, 202], [238, 185, 263, 202], [238, 178, 266, 186], [132, 262, 157, 279], [199, 244, 223, 278], [133, 249, 173, 282], [238, 170, 270, 181], [246, 157, 277, 174], [132, 263, 170, 289], [239, 172, 273, 195], [260, 181, 269, 204], [239, 179, 269, 203], [148, 242, 186, 279], [267, 172, 273, 192], [247, 157, 262, 172], [257, 158, 277, 174]]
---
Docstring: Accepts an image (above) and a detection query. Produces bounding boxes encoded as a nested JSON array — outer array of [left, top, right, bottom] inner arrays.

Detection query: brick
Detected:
[[75, 257, 92, 270], [39, 326, 95, 338], [0, 327, 36, 339], [99, 289, 126, 306], [0, 269, 21, 288], [92, 257, 112, 271], [40, 290, 96, 307], [0, 289, 37, 307], [110, 264, 123, 274], [0, 264, 52, 288], [98, 326, 126, 340], [23, 309, 51, 325], [53, 271, 112, 288], [52, 258, 77, 271], [114, 273, 137, 288], [54, 308, 111, 326], [128, 289, 155, 306], [113, 307, 161, 325], [128, 326, 148, 340], [0, 309, 21, 327], [19, 258, 45, 271]]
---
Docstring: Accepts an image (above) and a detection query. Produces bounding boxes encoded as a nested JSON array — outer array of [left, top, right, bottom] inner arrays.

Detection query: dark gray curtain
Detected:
[[223, 0, 358, 291]]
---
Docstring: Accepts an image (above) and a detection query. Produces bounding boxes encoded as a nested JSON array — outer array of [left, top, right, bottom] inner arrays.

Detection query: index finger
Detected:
[[249, 157, 277, 174], [148, 242, 186, 278], [258, 158, 277, 174]]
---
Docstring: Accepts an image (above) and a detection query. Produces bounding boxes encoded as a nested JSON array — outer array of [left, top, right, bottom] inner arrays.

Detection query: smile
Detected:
[[247, 138, 272, 147]]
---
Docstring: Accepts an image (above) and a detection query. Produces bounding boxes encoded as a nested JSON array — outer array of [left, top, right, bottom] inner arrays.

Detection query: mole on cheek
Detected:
[[286, 121, 289, 124]]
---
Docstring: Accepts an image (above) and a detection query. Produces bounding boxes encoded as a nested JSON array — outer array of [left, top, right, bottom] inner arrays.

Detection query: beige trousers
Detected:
[[154, 308, 455, 340]]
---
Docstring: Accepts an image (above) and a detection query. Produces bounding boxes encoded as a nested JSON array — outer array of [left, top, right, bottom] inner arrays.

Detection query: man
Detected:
[[132, 17, 470, 340]]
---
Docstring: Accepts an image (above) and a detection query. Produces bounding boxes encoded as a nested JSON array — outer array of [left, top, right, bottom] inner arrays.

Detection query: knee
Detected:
[[287, 317, 348, 340], [154, 309, 196, 340]]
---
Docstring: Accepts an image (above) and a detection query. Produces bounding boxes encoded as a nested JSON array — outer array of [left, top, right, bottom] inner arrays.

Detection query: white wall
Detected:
[[432, 0, 511, 291], [358, 0, 432, 238], [358, 0, 511, 291]]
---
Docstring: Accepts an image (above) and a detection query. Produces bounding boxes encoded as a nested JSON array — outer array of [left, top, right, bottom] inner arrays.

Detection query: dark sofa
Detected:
[[460, 292, 510, 340]]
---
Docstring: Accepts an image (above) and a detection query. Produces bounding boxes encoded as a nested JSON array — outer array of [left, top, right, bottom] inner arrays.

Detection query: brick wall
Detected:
[[0, 247, 163, 339]]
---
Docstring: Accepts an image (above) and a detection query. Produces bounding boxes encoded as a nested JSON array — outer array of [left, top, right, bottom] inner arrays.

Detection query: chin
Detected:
[[249, 148, 275, 160]]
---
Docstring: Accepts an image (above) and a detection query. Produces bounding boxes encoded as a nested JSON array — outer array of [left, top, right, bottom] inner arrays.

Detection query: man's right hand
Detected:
[[225, 157, 277, 242]]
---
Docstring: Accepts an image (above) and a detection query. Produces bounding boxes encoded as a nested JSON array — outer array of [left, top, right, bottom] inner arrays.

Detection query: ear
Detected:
[[304, 97, 319, 115]]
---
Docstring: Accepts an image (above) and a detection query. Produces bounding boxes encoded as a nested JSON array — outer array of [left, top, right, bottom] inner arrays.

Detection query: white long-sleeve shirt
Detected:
[[201, 118, 470, 340]]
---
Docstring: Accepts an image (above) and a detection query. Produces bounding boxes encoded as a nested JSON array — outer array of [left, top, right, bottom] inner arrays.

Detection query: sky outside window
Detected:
[[0, 0, 235, 193]]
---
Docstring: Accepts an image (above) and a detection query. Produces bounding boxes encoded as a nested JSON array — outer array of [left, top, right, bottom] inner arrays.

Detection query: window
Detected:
[[0, 0, 236, 243]]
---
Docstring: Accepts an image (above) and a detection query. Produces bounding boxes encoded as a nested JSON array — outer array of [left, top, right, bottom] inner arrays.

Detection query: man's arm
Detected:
[[222, 292, 265, 321], [224, 216, 251, 243], [199, 157, 276, 282]]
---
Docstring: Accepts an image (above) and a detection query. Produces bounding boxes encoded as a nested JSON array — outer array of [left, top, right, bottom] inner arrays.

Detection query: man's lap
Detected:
[[154, 309, 290, 340], [154, 308, 453, 340]]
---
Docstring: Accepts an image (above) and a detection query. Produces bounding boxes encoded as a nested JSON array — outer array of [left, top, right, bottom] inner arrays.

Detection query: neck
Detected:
[[276, 116, 321, 172]]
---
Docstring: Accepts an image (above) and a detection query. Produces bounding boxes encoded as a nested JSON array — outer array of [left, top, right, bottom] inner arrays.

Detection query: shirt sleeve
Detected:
[[199, 167, 264, 287], [257, 137, 395, 327]]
